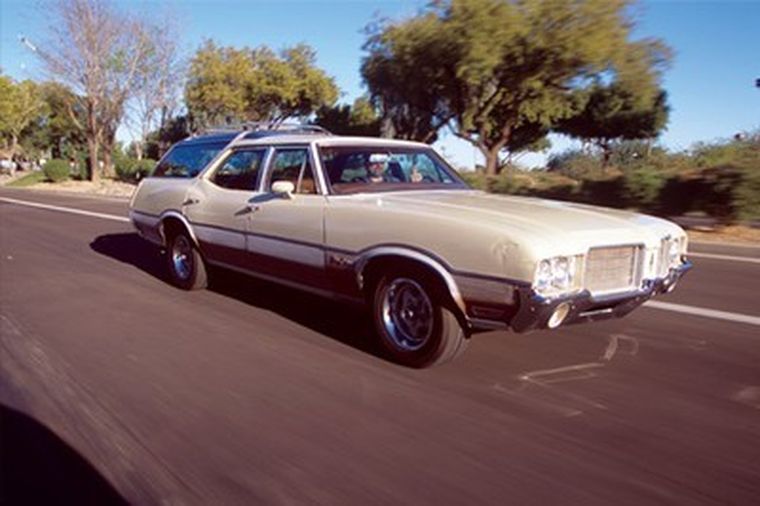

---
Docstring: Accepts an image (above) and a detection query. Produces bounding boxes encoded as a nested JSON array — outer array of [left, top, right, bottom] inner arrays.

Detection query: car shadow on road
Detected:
[[90, 233, 383, 359], [0, 403, 128, 505]]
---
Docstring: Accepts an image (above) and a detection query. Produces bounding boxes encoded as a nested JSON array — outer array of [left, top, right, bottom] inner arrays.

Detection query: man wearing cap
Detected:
[[367, 154, 400, 183]]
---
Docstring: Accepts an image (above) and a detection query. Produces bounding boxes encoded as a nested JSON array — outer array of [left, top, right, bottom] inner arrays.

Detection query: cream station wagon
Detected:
[[129, 124, 692, 367]]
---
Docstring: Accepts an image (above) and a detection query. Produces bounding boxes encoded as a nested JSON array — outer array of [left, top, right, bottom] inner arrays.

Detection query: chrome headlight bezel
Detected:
[[666, 235, 687, 268], [533, 255, 583, 296]]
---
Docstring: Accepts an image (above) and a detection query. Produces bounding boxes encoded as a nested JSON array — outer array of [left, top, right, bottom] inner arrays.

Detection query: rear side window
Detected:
[[152, 141, 228, 178], [210, 149, 267, 191]]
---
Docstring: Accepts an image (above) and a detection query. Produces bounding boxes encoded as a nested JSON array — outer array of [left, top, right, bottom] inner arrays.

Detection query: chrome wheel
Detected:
[[171, 235, 193, 281], [381, 278, 434, 351]]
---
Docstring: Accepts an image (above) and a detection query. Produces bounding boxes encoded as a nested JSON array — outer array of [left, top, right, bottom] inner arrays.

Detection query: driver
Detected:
[[367, 153, 398, 183]]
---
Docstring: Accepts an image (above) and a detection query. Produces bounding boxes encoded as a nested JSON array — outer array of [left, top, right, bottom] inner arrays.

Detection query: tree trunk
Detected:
[[102, 148, 114, 178], [101, 130, 116, 178], [9, 134, 18, 159], [484, 149, 500, 176], [135, 139, 144, 160], [600, 140, 611, 175], [87, 137, 100, 183]]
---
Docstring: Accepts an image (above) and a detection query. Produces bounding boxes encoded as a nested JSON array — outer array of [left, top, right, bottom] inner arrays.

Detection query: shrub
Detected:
[[547, 149, 602, 179], [733, 167, 760, 221], [623, 165, 667, 209], [116, 158, 156, 183], [43, 159, 70, 183]]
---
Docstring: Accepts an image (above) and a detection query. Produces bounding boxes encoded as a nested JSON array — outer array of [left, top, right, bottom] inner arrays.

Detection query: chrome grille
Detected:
[[585, 246, 640, 295]]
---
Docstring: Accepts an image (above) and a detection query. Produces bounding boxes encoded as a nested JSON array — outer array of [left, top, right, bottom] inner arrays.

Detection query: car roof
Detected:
[[231, 135, 428, 149], [176, 123, 333, 148]]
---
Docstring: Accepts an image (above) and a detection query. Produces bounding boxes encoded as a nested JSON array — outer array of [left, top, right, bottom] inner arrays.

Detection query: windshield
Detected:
[[319, 145, 469, 195]]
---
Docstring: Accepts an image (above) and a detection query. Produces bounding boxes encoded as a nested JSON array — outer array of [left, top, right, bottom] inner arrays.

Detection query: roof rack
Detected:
[[199, 122, 332, 137]]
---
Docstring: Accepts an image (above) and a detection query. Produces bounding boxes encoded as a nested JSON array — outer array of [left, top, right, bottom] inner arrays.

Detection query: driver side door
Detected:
[[246, 146, 328, 290]]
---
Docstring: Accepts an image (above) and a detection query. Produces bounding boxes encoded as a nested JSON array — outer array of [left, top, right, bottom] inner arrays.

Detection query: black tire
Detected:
[[166, 231, 207, 290], [372, 269, 468, 367]]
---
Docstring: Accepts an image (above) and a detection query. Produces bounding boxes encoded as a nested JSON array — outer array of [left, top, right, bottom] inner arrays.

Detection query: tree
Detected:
[[185, 40, 339, 128], [362, 0, 671, 175], [21, 82, 87, 160], [126, 24, 183, 160], [557, 82, 669, 168], [362, 13, 451, 142], [0, 76, 45, 159], [34, 0, 164, 181], [140, 115, 192, 160], [314, 96, 381, 136]]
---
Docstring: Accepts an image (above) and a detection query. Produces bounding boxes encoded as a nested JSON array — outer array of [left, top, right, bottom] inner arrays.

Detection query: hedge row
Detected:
[[462, 164, 760, 224], [115, 158, 156, 183]]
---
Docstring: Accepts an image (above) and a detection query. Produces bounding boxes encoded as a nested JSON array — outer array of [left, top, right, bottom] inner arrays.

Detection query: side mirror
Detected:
[[271, 180, 295, 199]]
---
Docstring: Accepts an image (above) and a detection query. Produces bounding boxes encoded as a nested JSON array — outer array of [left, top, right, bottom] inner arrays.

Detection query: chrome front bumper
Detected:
[[509, 259, 693, 333]]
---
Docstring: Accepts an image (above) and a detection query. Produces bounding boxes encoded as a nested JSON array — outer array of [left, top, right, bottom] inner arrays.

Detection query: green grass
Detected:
[[7, 171, 47, 187]]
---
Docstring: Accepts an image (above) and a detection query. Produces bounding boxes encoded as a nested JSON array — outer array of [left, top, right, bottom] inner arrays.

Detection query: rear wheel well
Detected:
[[161, 217, 192, 247]]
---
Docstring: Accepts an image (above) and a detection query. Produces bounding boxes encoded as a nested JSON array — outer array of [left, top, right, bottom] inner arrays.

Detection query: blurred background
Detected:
[[1, 0, 758, 232]]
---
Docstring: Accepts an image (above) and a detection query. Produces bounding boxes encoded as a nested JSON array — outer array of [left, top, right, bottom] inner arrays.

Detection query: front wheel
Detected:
[[166, 231, 207, 290], [372, 271, 468, 367]]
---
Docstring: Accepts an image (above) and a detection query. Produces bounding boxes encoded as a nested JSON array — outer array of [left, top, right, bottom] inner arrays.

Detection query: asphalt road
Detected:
[[1, 187, 759, 506]]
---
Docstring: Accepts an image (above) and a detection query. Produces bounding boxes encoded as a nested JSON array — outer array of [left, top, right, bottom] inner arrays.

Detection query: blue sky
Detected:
[[1, 0, 758, 168]]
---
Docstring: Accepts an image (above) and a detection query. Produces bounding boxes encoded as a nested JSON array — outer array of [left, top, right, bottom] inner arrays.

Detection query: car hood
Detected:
[[357, 190, 685, 256]]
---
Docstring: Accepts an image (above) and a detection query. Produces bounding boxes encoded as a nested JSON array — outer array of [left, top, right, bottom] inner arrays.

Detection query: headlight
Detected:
[[534, 255, 581, 296], [667, 239, 681, 267], [666, 235, 686, 268]]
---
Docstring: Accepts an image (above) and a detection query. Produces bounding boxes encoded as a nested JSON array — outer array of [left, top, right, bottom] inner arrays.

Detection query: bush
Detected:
[[43, 159, 70, 183], [115, 158, 155, 183], [733, 166, 760, 221], [623, 166, 667, 209], [547, 149, 602, 179]]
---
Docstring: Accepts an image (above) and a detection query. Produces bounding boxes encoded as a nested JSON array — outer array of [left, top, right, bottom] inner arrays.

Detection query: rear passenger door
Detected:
[[245, 146, 328, 289], [183, 147, 268, 268]]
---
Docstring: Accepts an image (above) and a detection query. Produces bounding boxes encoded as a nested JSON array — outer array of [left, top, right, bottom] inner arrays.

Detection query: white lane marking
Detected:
[[644, 300, 760, 327], [0, 197, 129, 223], [690, 240, 759, 250], [688, 252, 760, 264]]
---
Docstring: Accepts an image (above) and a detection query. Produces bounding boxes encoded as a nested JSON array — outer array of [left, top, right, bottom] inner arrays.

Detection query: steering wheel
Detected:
[[422, 175, 435, 182], [350, 176, 369, 183]]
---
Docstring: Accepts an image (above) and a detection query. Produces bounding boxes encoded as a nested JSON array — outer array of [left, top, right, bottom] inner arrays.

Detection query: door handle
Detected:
[[182, 198, 200, 206], [235, 204, 260, 217]]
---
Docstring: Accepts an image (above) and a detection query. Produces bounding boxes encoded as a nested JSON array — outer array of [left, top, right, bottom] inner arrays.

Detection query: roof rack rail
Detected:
[[198, 122, 332, 136]]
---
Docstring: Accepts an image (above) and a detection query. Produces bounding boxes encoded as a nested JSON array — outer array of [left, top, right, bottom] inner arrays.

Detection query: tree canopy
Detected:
[[314, 96, 381, 137], [362, 0, 671, 175], [0, 76, 45, 158], [557, 82, 669, 165], [186, 40, 339, 127]]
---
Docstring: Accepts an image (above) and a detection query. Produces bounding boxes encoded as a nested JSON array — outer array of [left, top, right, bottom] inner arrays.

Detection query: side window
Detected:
[[267, 148, 317, 195], [210, 149, 266, 191], [152, 142, 228, 178]]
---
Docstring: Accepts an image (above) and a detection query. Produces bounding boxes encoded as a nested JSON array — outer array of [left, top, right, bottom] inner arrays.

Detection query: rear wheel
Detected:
[[372, 270, 468, 367], [166, 231, 207, 290]]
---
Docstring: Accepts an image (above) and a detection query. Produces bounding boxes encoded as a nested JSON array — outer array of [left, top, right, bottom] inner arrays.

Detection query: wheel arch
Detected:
[[355, 247, 469, 328], [158, 211, 199, 248]]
